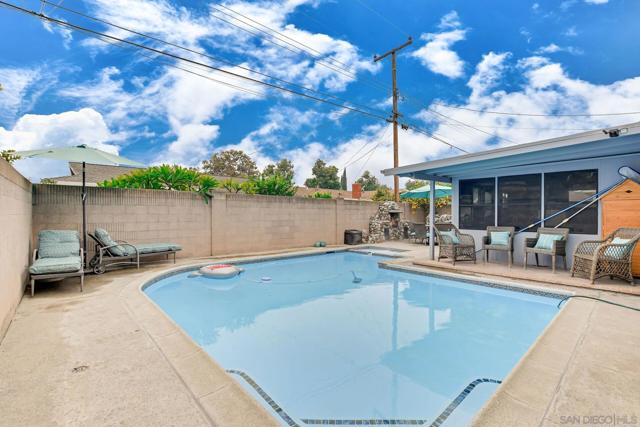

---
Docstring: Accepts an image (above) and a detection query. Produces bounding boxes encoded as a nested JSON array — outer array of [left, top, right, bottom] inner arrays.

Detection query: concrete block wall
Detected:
[[32, 185, 212, 259], [31, 186, 384, 259], [0, 159, 32, 340]]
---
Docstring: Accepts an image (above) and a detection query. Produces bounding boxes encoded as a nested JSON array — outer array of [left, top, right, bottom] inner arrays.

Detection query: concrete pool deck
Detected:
[[1, 243, 639, 426]]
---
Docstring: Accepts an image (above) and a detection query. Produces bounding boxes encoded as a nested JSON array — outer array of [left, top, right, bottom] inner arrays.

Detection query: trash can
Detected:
[[344, 229, 363, 245]]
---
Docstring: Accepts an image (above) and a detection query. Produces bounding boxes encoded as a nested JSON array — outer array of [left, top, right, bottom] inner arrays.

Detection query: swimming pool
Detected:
[[144, 252, 561, 426]]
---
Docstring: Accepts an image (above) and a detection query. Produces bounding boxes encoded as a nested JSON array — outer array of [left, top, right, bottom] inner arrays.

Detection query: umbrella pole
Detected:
[[82, 161, 87, 269]]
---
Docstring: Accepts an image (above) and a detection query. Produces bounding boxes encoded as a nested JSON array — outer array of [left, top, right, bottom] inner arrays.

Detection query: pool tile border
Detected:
[[379, 262, 572, 300]]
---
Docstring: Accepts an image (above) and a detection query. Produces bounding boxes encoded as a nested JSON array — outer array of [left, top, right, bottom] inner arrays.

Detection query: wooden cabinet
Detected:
[[602, 179, 640, 276]]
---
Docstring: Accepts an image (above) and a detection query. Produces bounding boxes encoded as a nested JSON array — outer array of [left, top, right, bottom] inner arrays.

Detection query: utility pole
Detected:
[[374, 37, 412, 202]]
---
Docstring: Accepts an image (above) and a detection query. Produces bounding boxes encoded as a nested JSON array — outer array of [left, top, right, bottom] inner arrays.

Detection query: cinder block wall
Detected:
[[0, 159, 32, 340], [31, 186, 383, 259], [32, 185, 212, 259]]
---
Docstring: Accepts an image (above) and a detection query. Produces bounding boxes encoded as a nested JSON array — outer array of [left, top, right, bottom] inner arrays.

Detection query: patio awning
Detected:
[[382, 122, 640, 181], [400, 184, 452, 200]]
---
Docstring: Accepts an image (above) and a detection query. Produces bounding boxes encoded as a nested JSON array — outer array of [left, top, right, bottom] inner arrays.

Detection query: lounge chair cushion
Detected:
[[604, 237, 631, 259], [534, 234, 563, 250], [29, 256, 82, 275], [490, 231, 510, 246], [114, 243, 182, 256], [94, 228, 128, 256], [37, 230, 80, 258], [440, 230, 460, 244]]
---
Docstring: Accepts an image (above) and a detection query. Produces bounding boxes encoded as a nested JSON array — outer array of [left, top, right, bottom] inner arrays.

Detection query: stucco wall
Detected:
[[32, 186, 383, 259], [0, 159, 32, 340], [450, 154, 640, 267]]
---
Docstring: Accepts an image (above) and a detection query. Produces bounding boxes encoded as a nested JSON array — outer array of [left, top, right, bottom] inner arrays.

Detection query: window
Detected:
[[459, 178, 495, 229], [544, 170, 598, 234], [498, 174, 541, 230]]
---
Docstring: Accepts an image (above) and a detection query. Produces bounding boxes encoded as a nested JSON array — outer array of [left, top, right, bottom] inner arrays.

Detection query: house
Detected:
[[382, 122, 640, 266], [48, 162, 142, 186]]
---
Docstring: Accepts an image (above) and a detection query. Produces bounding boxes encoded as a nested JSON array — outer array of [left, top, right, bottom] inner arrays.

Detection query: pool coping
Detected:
[[127, 247, 584, 427]]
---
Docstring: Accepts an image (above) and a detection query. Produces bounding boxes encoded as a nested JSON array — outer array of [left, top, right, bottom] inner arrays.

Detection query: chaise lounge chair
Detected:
[[29, 230, 84, 297], [571, 227, 640, 284], [523, 227, 569, 273], [434, 223, 476, 265], [88, 228, 182, 274]]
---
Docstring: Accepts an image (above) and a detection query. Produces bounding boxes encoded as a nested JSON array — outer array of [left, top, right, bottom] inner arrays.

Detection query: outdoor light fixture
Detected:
[[603, 127, 628, 138]]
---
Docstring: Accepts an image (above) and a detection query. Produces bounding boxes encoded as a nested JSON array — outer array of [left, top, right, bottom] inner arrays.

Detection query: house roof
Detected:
[[51, 162, 141, 184], [382, 122, 640, 182]]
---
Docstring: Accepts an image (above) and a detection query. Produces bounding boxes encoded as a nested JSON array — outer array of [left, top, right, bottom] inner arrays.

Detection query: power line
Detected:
[[0, 1, 391, 121], [38, 0, 388, 119], [430, 102, 640, 117], [351, 0, 410, 38], [1, 0, 466, 154]]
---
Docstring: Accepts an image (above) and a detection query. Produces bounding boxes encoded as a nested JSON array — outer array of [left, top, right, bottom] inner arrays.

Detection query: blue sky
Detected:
[[1, 0, 639, 183]]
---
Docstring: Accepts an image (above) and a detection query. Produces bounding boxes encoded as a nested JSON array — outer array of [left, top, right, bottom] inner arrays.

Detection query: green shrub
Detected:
[[99, 165, 218, 202], [243, 174, 297, 196], [310, 191, 332, 199]]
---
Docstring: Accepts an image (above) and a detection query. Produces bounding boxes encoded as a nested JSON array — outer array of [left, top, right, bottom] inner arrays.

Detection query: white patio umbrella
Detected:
[[17, 144, 145, 267]]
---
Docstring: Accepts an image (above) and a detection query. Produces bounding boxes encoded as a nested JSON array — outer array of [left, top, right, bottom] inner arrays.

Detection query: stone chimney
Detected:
[[352, 183, 362, 199]]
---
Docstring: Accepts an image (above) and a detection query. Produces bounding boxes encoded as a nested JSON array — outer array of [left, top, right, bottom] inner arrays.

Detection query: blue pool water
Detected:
[[145, 252, 560, 426]]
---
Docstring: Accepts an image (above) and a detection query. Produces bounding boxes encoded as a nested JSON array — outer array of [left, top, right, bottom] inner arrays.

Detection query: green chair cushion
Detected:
[[490, 231, 510, 246], [134, 243, 182, 254], [29, 256, 81, 275], [534, 234, 563, 250], [604, 237, 631, 259], [37, 230, 80, 258], [94, 228, 127, 256], [440, 230, 460, 244]]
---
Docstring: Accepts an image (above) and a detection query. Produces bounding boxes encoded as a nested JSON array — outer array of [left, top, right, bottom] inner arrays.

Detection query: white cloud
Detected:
[[42, 21, 73, 49], [411, 11, 467, 79], [535, 43, 583, 55], [563, 26, 578, 37], [0, 66, 60, 126], [585, 0, 608, 4], [0, 108, 122, 181], [415, 53, 640, 153], [157, 123, 220, 165]]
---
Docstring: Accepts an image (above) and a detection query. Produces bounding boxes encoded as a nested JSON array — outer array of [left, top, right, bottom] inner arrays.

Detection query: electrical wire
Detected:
[[430, 101, 640, 117], [3, 0, 470, 153], [0, 1, 394, 121], [38, 0, 390, 119], [351, 0, 411, 38]]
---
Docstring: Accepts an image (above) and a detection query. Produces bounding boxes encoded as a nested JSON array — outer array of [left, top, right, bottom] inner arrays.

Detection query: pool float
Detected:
[[199, 264, 243, 278]]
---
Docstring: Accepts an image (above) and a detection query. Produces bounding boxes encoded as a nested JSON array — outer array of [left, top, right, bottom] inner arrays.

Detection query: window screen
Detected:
[[544, 170, 598, 234], [459, 178, 495, 230], [498, 174, 541, 230]]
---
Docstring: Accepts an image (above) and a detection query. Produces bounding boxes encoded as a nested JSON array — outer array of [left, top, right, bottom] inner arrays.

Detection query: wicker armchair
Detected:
[[483, 226, 515, 267], [524, 227, 569, 273], [434, 223, 476, 265], [408, 222, 427, 244], [571, 227, 640, 284]]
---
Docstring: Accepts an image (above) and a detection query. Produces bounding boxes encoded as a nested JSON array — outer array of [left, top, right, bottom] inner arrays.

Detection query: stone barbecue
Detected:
[[367, 201, 409, 244]]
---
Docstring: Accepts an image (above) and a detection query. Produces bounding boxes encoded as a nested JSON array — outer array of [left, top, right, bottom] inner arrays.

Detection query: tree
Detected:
[[405, 179, 426, 191], [304, 159, 340, 189], [372, 185, 394, 201], [99, 165, 219, 202], [1, 149, 20, 164], [263, 159, 294, 180], [202, 149, 258, 178], [356, 170, 380, 191], [340, 169, 347, 190]]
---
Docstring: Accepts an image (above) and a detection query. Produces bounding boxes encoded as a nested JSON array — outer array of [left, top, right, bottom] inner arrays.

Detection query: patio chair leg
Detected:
[[80, 274, 84, 293], [552, 256, 556, 273], [30, 278, 35, 297], [508, 252, 513, 268], [563, 257, 567, 270], [535, 253, 539, 267]]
